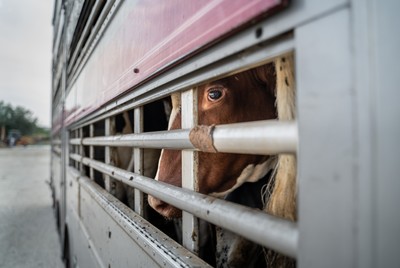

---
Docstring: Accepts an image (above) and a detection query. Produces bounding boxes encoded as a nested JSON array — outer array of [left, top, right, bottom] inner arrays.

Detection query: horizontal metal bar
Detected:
[[70, 153, 82, 163], [213, 120, 297, 154], [70, 120, 297, 155], [82, 129, 193, 149], [76, 155, 298, 258], [69, 138, 80, 145]]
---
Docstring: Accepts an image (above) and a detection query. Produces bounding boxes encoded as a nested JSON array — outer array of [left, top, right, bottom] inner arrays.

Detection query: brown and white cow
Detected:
[[148, 63, 278, 217], [148, 55, 297, 267]]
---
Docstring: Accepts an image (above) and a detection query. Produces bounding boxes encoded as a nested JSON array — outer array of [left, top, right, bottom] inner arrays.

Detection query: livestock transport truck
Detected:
[[50, 0, 400, 267]]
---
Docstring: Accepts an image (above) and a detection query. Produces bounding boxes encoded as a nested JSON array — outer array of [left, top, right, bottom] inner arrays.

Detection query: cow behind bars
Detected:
[[148, 56, 297, 267]]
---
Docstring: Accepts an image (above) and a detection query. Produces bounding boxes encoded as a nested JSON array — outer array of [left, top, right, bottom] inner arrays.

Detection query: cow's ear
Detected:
[[253, 63, 276, 97]]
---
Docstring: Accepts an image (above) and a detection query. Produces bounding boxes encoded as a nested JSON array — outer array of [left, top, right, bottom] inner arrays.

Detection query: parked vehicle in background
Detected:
[[7, 129, 21, 147]]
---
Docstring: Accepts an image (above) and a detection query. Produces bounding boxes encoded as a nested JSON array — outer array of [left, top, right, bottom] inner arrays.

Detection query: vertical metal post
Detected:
[[76, 129, 80, 169], [104, 118, 111, 191], [79, 128, 83, 173], [134, 107, 144, 215], [60, 4, 68, 251], [296, 9, 355, 268], [74, 129, 79, 169], [181, 88, 199, 254], [89, 124, 94, 179], [351, 1, 400, 267]]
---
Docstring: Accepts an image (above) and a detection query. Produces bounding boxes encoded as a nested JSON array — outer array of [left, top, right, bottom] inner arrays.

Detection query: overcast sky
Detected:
[[0, 0, 53, 127]]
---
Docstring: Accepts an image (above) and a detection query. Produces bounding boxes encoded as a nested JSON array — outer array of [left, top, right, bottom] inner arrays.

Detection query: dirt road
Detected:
[[0, 145, 64, 268]]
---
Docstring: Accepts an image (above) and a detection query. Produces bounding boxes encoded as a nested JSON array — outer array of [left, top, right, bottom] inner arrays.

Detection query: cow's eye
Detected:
[[207, 88, 224, 101]]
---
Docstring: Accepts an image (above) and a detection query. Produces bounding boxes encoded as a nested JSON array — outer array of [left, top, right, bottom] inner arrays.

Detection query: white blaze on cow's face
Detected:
[[149, 65, 277, 218], [154, 93, 181, 183], [149, 93, 183, 218]]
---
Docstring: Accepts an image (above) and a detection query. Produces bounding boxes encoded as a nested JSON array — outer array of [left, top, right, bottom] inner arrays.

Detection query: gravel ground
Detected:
[[0, 145, 64, 268]]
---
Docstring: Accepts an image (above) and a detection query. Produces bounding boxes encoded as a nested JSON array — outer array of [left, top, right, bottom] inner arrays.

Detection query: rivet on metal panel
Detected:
[[255, 27, 263, 38]]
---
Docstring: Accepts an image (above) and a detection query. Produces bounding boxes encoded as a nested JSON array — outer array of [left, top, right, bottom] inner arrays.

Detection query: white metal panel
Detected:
[[296, 7, 355, 268], [66, 168, 103, 268], [351, 0, 376, 266], [364, 1, 400, 267], [66, 167, 80, 218], [80, 188, 159, 267], [79, 176, 211, 267]]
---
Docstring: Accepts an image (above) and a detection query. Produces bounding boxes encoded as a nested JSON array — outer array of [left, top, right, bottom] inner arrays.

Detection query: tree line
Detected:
[[0, 100, 49, 140]]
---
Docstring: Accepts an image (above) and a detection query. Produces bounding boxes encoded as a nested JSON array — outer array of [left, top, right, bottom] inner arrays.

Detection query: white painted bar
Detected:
[[133, 107, 144, 216], [181, 89, 200, 254]]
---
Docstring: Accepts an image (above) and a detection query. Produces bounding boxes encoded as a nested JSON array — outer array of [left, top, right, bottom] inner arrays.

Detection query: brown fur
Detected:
[[149, 64, 277, 218]]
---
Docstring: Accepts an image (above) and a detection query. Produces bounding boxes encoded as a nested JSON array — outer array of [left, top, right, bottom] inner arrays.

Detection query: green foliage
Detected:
[[0, 101, 45, 136]]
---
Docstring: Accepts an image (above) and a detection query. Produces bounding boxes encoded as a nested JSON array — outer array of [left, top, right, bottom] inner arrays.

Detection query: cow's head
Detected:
[[148, 64, 277, 218]]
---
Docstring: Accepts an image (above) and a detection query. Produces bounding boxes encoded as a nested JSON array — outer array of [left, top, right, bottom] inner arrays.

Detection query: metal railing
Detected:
[[69, 153, 298, 258], [68, 116, 299, 259], [69, 120, 297, 155]]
